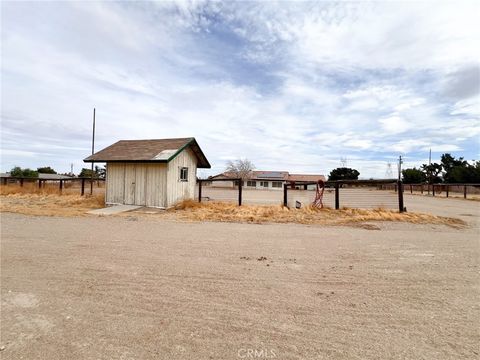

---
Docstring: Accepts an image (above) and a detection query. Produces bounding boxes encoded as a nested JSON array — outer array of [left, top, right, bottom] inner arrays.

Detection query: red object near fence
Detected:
[[312, 180, 325, 208]]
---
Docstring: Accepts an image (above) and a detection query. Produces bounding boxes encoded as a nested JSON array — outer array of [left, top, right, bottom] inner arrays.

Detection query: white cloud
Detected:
[[391, 139, 430, 154], [343, 139, 373, 150], [1, 1, 479, 178], [450, 98, 480, 117], [294, 2, 479, 70], [378, 115, 412, 134], [422, 144, 461, 152]]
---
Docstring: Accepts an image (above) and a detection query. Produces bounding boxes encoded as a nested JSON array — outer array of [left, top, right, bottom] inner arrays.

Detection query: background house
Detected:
[[84, 137, 210, 208], [209, 171, 325, 190], [288, 174, 327, 190]]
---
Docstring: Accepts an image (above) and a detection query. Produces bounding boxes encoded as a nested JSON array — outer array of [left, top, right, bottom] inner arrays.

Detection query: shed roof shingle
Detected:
[[83, 137, 211, 168]]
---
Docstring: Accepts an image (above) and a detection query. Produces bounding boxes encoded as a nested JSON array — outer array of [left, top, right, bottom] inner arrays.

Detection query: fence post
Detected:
[[446, 185, 449, 198], [81, 178, 85, 196], [335, 182, 340, 210], [432, 184, 435, 197], [38, 179, 42, 188], [238, 179, 243, 206], [59, 180, 63, 192], [283, 184, 288, 207], [198, 180, 202, 203], [464, 185, 467, 199], [20, 178, 24, 187], [421, 184, 423, 194], [2, 178, 7, 185], [410, 184, 413, 194], [398, 180, 404, 213]]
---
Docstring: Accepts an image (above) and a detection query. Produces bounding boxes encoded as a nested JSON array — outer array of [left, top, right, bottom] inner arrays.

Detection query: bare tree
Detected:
[[225, 159, 255, 180]]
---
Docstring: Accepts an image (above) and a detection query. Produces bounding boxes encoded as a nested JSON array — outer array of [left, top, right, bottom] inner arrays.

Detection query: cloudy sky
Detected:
[[1, 1, 479, 178]]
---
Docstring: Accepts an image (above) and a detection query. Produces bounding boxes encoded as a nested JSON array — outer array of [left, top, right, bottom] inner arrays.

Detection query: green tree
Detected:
[[37, 166, 57, 174], [78, 168, 94, 178], [401, 168, 426, 183], [440, 153, 468, 183], [328, 167, 360, 181], [78, 166, 105, 179], [448, 161, 480, 183], [95, 165, 106, 180], [421, 163, 443, 183], [10, 166, 38, 178]]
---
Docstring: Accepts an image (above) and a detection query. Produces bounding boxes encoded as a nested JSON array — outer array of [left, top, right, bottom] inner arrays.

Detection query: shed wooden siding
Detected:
[[145, 163, 167, 207], [106, 163, 125, 204], [124, 164, 136, 205], [105, 162, 168, 207], [166, 148, 197, 207]]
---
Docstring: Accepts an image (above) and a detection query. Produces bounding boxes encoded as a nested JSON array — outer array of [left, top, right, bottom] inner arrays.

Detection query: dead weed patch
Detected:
[[0, 191, 104, 217], [172, 200, 465, 228]]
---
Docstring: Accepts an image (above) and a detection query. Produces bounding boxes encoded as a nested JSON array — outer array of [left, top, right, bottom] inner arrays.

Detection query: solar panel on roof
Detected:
[[258, 172, 285, 178]]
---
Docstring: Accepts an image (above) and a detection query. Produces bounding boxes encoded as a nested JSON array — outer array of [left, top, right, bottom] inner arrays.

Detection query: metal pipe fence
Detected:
[[197, 178, 243, 205], [197, 178, 408, 212], [380, 182, 480, 199], [0, 176, 105, 195], [283, 179, 405, 212]]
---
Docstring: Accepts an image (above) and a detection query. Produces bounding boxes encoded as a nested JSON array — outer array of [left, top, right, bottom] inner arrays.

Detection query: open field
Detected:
[[199, 186, 480, 210], [198, 186, 401, 209], [0, 193, 104, 217], [0, 184, 105, 216], [0, 187, 468, 228], [0, 181, 105, 196], [1, 194, 479, 359]]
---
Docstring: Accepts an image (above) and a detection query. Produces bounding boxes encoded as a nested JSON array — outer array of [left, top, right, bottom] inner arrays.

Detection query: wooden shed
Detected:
[[84, 137, 210, 208]]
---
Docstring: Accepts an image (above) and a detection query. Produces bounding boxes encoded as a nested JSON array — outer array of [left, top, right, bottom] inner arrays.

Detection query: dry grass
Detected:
[[171, 200, 466, 228], [0, 184, 104, 216], [0, 185, 466, 227], [1, 182, 68, 195]]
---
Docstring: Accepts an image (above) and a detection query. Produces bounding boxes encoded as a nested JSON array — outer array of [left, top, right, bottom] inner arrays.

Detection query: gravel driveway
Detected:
[[1, 197, 479, 359]]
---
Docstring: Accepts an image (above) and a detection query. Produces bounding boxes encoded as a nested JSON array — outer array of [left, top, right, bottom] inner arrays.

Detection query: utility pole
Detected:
[[428, 148, 432, 195], [70, 163, 74, 176], [90, 108, 96, 195], [397, 155, 403, 181]]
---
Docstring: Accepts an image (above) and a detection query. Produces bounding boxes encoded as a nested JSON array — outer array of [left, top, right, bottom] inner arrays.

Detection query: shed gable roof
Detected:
[[83, 137, 211, 168]]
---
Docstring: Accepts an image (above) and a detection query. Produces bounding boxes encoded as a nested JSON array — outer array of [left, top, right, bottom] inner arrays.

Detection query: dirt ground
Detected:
[[1, 197, 479, 359]]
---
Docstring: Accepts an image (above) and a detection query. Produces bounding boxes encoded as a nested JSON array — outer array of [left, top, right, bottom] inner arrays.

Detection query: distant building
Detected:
[[0, 172, 73, 180], [209, 171, 326, 190], [84, 137, 210, 208]]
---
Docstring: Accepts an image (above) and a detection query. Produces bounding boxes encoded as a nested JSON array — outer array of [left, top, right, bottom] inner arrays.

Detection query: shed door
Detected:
[[124, 164, 136, 204], [134, 165, 146, 206]]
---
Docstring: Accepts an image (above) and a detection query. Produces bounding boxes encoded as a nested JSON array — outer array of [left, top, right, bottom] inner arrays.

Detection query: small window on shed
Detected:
[[180, 167, 188, 182]]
